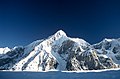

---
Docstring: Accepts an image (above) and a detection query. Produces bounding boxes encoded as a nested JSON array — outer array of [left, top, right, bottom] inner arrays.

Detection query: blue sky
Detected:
[[0, 0, 120, 47]]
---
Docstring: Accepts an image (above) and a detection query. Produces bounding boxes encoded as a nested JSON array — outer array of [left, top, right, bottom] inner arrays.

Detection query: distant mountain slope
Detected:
[[0, 30, 119, 71]]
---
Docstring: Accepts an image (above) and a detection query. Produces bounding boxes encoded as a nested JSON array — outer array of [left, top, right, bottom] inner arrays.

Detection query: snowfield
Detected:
[[0, 69, 120, 79]]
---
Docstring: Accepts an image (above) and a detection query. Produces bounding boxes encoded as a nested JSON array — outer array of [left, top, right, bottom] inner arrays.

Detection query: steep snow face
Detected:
[[92, 38, 120, 64]]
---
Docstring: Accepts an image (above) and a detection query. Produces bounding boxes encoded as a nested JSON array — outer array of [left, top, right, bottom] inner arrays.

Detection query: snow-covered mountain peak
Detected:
[[0, 31, 120, 71], [41, 30, 68, 47], [54, 30, 67, 37], [103, 38, 113, 42]]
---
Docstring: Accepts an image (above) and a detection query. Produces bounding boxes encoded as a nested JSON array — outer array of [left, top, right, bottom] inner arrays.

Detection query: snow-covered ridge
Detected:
[[0, 47, 10, 55], [0, 30, 120, 71]]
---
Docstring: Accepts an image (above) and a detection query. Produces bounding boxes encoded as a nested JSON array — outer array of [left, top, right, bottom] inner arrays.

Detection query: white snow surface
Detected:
[[1, 69, 120, 79], [0, 47, 10, 54]]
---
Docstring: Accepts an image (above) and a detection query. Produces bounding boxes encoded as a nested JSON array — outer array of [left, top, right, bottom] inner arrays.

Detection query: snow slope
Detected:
[[0, 69, 120, 79]]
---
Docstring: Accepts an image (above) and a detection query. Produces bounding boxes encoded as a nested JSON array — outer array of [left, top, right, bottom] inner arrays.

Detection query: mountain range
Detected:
[[0, 30, 120, 71]]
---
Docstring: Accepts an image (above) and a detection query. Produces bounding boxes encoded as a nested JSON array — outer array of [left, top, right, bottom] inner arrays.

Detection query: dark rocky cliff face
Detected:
[[57, 40, 119, 71], [0, 47, 24, 70]]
